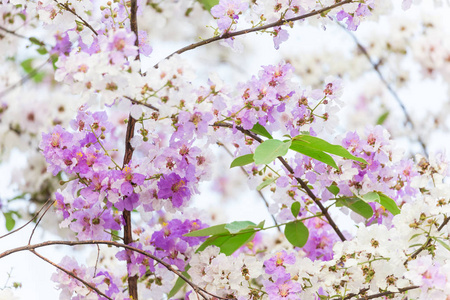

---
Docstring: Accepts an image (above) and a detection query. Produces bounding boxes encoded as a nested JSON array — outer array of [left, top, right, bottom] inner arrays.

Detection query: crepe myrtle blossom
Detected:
[[115, 219, 208, 275], [264, 250, 296, 274], [336, 1, 374, 31], [211, 0, 248, 32], [157, 172, 191, 207], [273, 26, 289, 50], [264, 272, 302, 300]]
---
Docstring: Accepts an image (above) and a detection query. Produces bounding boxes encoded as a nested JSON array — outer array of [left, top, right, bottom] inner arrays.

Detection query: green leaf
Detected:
[[432, 237, 450, 252], [256, 220, 265, 229], [225, 221, 256, 234], [230, 154, 254, 168], [291, 202, 301, 217], [20, 58, 45, 83], [250, 123, 273, 139], [292, 135, 367, 164], [360, 191, 380, 202], [29, 37, 43, 46], [198, 0, 219, 11], [284, 221, 309, 247], [254, 139, 291, 165], [377, 193, 401, 216], [256, 177, 276, 191], [290, 140, 338, 169], [197, 231, 256, 256], [21, 58, 34, 73], [37, 46, 48, 55], [51, 54, 59, 70], [167, 268, 190, 298], [358, 192, 400, 216], [327, 184, 340, 196], [3, 212, 16, 231], [336, 197, 373, 219], [376, 111, 390, 125], [183, 224, 227, 237]]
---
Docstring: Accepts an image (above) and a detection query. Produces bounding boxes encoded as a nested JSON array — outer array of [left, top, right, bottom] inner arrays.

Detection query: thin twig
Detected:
[[0, 25, 39, 42], [212, 122, 346, 241], [124, 95, 160, 111], [156, 0, 354, 67], [0, 240, 230, 300], [54, 0, 98, 36], [216, 141, 281, 232], [0, 58, 51, 98], [0, 198, 54, 240], [408, 216, 450, 261], [28, 199, 55, 245], [343, 285, 420, 300], [337, 23, 428, 157], [30, 250, 112, 300]]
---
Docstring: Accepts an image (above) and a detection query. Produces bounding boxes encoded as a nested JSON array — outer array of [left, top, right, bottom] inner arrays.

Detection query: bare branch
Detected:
[[156, 0, 353, 67], [337, 23, 428, 157], [343, 285, 420, 300], [0, 199, 54, 240], [124, 95, 160, 112], [54, 0, 98, 36], [30, 250, 112, 300], [0, 240, 230, 300], [0, 58, 51, 98], [28, 199, 55, 245]]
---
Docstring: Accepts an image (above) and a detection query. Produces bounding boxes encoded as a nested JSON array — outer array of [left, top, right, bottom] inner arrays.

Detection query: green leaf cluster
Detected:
[[184, 220, 265, 256]]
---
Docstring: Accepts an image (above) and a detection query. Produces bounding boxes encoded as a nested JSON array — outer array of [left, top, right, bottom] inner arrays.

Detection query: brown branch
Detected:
[[30, 250, 112, 300], [121, 1, 140, 299], [212, 122, 346, 241], [0, 198, 54, 240], [124, 95, 160, 111], [28, 199, 55, 245], [343, 285, 420, 300], [408, 216, 450, 261], [0, 58, 51, 98], [156, 0, 353, 67], [337, 23, 428, 157], [0, 25, 33, 41], [216, 141, 281, 232], [0, 240, 229, 300], [54, 0, 98, 36]]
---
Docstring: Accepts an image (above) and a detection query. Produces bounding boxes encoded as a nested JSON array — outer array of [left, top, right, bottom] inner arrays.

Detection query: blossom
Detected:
[[211, 0, 248, 32], [157, 172, 191, 207]]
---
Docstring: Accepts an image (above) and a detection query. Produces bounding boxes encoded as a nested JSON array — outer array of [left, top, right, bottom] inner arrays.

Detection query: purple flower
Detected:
[[157, 173, 191, 207], [138, 30, 152, 56], [264, 250, 296, 274], [211, 0, 248, 32], [273, 27, 289, 50], [264, 272, 302, 300]]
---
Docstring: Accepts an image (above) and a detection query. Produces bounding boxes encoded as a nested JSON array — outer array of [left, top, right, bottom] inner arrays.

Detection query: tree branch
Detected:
[[0, 58, 51, 98], [156, 0, 354, 66], [343, 285, 420, 300], [30, 250, 112, 300], [337, 23, 428, 157], [124, 95, 160, 112], [121, 1, 141, 299], [0, 198, 54, 240], [212, 122, 346, 241], [408, 215, 450, 261], [54, 0, 98, 36], [216, 141, 281, 232], [0, 240, 230, 300]]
